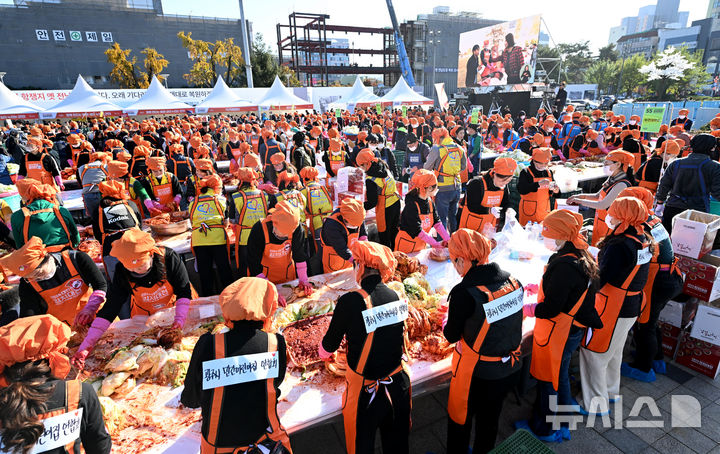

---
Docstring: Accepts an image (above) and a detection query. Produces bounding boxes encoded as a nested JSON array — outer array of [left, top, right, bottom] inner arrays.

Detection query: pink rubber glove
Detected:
[[257, 273, 267, 279], [296, 262, 313, 296], [441, 310, 449, 330], [16, 174, 24, 180], [143, 199, 156, 213], [358, 236, 368, 241], [152, 200, 164, 210], [556, 151, 567, 162], [578, 148, 589, 156], [73, 317, 111, 368], [318, 343, 333, 360], [466, 157, 474, 174], [173, 194, 182, 206], [523, 303, 537, 317], [67, 159, 74, 167], [418, 231, 441, 248], [434, 222, 450, 243], [54, 175, 65, 191], [172, 298, 191, 329], [258, 182, 274, 192], [74, 290, 106, 326], [524, 283, 539, 296]]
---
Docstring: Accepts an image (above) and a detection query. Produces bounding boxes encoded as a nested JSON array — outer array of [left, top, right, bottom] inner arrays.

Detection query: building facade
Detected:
[[609, 0, 688, 45], [0, 0, 251, 89], [299, 38, 351, 86]]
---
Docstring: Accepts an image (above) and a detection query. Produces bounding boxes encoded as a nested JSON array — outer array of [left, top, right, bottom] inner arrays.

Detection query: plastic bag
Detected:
[[552, 166, 579, 192]]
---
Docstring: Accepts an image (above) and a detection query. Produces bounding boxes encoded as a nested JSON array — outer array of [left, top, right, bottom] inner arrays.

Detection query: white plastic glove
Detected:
[[490, 207, 502, 219]]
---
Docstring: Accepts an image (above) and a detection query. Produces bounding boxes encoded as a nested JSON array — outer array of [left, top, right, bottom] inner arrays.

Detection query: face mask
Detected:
[[679, 115, 686, 119], [520, 115, 526, 120], [408, 145, 417, 151], [630, 120, 637, 125], [603, 164, 614, 176], [605, 215, 617, 231], [543, 237, 560, 252]]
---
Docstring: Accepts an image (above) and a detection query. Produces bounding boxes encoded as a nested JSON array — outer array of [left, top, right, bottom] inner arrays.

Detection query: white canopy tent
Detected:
[[378, 76, 433, 107], [329, 77, 380, 109], [256, 76, 313, 111], [40, 75, 123, 119], [123, 76, 193, 116], [0, 82, 43, 120], [194, 76, 257, 114]]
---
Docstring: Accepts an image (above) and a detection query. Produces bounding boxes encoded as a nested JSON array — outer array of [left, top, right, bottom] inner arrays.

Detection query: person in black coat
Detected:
[[465, 44, 480, 87]]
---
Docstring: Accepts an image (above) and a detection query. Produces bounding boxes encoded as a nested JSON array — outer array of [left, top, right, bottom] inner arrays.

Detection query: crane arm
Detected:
[[385, 0, 416, 87]]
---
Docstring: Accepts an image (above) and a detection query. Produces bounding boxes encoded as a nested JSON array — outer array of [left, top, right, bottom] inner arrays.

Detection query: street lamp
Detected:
[[429, 30, 440, 91], [160, 74, 169, 88]]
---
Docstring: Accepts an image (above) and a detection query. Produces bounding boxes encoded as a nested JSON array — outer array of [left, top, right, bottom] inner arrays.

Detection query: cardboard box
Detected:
[[675, 331, 720, 379], [658, 322, 681, 357], [671, 210, 720, 259], [676, 254, 720, 302], [337, 191, 363, 205], [689, 305, 720, 347]]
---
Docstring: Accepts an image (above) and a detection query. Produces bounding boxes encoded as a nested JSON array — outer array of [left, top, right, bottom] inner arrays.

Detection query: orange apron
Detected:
[[395, 201, 434, 253], [583, 236, 649, 353], [260, 220, 296, 284], [458, 177, 503, 233], [201, 332, 293, 454], [22, 206, 73, 253], [591, 179, 631, 247], [250, 134, 260, 153], [448, 279, 522, 425], [342, 289, 408, 454], [530, 254, 589, 391], [25, 153, 55, 186], [638, 159, 659, 193], [36, 380, 82, 453], [328, 151, 345, 175], [28, 251, 92, 326], [149, 173, 174, 206], [321, 213, 359, 273], [519, 167, 553, 225], [97, 200, 139, 245], [638, 218, 674, 324]]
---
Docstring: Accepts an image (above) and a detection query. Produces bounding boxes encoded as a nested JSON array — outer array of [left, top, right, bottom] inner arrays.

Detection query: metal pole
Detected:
[[238, 0, 253, 88]]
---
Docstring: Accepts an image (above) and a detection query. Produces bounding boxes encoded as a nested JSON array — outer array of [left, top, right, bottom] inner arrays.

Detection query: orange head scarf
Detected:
[[532, 148, 552, 164], [110, 229, 162, 268], [329, 138, 342, 152], [278, 171, 299, 188], [220, 277, 278, 331], [356, 149, 378, 166], [236, 167, 259, 185], [107, 161, 129, 179], [98, 180, 129, 200], [0, 315, 72, 387], [607, 197, 649, 235], [195, 145, 211, 159], [168, 143, 185, 155], [542, 209, 588, 250], [270, 152, 285, 165], [267, 200, 301, 238], [411, 169, 437, 197], [349, 240, 397, 283], [607, 150, 635, 171], [28, 184, 57, 203], [532, 133, 544, 146], [133, 145, 151, 158], [339, 198, 366, 227], [300, 167, 318, 182], [662, 140, 680, 156], [0, 236, 48, 278], [195, 159, 214, 172], [242, 152, 261, 170], [90, 152, 110, 164], [493, 157, 518, 176], [116, 151, 132, 162], [147, 156, 166, 171], [189, 136, 202, 149], [199, 174, 223, 192], [619, 187, 654, 213], [15, 178, 40, 202], [448, 228, 491, 276]]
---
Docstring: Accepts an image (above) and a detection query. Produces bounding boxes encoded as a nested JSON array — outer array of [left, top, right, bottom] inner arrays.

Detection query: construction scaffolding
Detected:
[[276, 12, 401, 87]]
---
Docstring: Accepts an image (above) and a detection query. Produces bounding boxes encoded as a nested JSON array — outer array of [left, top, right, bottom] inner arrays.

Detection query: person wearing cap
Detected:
[[181, 277, 292, 453], [11, 179, 80, 252], [129, 144, 151, 178], [458, 157, 516, 235], [107, 160, 153, 218], [258, 129, 286, 171], [299, 167, 334, 251], [567, 150, 636, 246], [443, 228, 523, 453], [556, 112, 583, 157], [246, 200, 311, 298], [553, 82, 567, 115], [91, 180, 142, 285], [323, 138, 351, 178], [635, 140, 675, 194], [78, 151, 109, 217], [357, 149, 400, 249], [312, 197, 368, 275], [577, 197, 652, 415], [167, 143, 196, 210], [401, 132, 430, 182], [61, 133, 84, 169], [590, 110, 608, 132], [184, 158, 216, 209], [670, 108, 693, 131], [18, 136, 63, 191], [189, 174, 233, 296], [70, 229, 194, 368], [275, 171, 307, 227], [515, 210, 602, 442], [517, 148, 559, 225], [289, 131, 315, 173], [0, 315, 112, 454], [264, 151, 290, 189], [367, 133, 399, 180], [394, 170, 449, 253], [142, 156, 183, 213], [319, 240, 410, 454], [0, 236, 107, 327], [230, 167, 275, 278], [424, 127, 467, 233], [656, 133, 720, 233], [616, 187, 683, 382]]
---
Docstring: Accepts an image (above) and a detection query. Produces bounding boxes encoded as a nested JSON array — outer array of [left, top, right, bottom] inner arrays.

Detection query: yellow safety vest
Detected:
[[189, 190, 227, 247], [232, 188, 269, 246], [436, 139, 463, 187], [302, 183, 334, 231], [276, 189, 308, 224], [367, 174, 399, 208]]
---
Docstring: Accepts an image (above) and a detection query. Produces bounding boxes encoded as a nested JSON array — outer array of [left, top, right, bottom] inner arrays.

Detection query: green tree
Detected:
[[105, 43, 168, 88], [585, 59, 621, 94], [598, 44, 619, 62], [650, 48, 710, 100], [278, 64, 301, 87], [177, 31, 245, 87], [617, 53, 648, 97], [249, 33, 279, 87], [556, 41, 594, 83]]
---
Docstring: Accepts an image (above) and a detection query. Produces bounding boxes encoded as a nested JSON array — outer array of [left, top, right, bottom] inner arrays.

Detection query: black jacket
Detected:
[[399, 190, 439, 238], [598, 228, 650, 318], [657, 153, 720, 211]]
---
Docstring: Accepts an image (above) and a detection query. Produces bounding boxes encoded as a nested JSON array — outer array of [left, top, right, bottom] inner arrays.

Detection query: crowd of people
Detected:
[[0, 102, 716, 453]]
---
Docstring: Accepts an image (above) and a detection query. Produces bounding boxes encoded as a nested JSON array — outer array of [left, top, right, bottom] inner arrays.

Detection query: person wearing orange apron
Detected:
[[230, 167, 273, 277], [357, 149, 400, 249], [319, 240, 411, 454], [143, 156, 183, 213], [0, 315, 112, 454], [515, 210, 602, 442], [567, 150, 636, 246], [578, 197, 652, 415], [181, 278, 293, 454], [314, 198, 367, 275], [395, 170, 450, 253], [458, 157, 516, 236], [300, 167, 333, 252], [636, 141, 678, 195], [0, 236, 107, 328], [323, 138, 350, 178], [107, 160, 154, 218], [19, 137, 63, 190], [258, 130, 286, 171], [617, 188, 683, 381], [264, 151, 289, 188], [71, 229, 194, 369], [246, 201, 311, 305], [129, 143, 151, 178], [443, 228, 523, 454], [517, 148, 559, 225]]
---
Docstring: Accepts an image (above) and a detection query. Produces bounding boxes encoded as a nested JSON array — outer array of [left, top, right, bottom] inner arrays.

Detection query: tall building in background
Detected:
[[400, 6, 502, 98], [0, 0, 252, 89], [609, 0, 688, 45], [709, 0, 720, 19]]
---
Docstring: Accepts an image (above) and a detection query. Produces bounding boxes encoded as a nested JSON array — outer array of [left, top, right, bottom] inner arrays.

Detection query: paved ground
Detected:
[[289, 348, 720, 453]]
